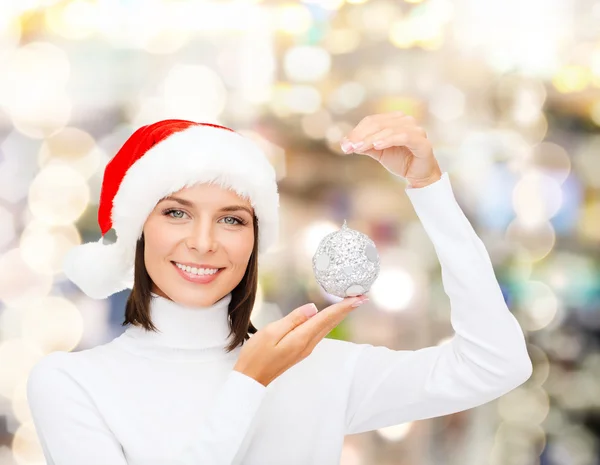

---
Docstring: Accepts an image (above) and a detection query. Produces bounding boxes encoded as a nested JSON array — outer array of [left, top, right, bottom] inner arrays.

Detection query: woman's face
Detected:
[[142, 182, 255, 308]]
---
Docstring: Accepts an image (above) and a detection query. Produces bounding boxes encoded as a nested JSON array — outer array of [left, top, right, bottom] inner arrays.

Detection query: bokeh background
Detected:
[[1, 0, 600, 464]]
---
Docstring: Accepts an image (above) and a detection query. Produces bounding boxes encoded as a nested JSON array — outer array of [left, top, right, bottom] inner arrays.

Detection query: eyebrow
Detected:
[[159, 195, 254, 217]]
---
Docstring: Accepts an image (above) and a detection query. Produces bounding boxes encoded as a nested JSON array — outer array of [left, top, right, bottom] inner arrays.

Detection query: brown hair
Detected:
[[121, 215, 260, 353]]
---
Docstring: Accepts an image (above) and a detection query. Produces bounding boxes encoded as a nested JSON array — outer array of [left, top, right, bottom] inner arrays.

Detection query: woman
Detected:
[[27, 114, 533, 465]]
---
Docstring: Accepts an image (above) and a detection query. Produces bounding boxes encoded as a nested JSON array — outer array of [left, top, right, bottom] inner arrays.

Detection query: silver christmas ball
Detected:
[[312, 220, 380, 298]]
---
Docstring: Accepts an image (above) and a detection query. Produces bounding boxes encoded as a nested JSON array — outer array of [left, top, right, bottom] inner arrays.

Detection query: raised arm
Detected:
[[344, 172, 532, 435], [27, 352, 267, 464]]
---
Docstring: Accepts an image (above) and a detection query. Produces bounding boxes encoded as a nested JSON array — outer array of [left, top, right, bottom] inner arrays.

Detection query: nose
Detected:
[[185, 220, 218, 253]]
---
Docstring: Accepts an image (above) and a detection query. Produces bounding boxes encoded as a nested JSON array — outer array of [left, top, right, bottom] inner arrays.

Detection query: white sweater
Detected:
[[26, 172, 532, 465]]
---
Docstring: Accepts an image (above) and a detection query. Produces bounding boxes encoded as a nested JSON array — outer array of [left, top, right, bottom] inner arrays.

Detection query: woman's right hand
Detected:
[[233, 294, 370, 387]]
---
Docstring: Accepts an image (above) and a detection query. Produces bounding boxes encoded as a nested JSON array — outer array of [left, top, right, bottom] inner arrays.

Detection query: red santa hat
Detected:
[[62, 119, 280, 299]]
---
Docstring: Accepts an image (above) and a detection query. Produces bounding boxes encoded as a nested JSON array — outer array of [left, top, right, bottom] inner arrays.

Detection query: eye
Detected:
[[220, 216, 245, 225], [163, 208, 188, 219]]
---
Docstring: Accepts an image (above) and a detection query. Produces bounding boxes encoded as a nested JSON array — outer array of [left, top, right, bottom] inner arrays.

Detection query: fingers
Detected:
[[341, 112, 425, 154], [292, 295, 368, 347], [268, 303, 318, 345]]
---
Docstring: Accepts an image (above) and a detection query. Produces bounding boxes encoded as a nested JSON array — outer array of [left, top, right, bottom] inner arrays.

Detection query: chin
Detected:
[[163, 281, 235, 307]]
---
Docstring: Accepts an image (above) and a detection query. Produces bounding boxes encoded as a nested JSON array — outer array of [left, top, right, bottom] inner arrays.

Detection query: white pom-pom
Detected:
[[62, 237, 134, 299]]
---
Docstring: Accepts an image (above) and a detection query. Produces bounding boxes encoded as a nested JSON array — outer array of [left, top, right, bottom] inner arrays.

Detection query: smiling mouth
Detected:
[[170, 261, 224, 274]]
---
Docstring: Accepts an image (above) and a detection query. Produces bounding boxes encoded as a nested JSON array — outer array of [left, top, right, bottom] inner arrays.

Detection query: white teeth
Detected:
[[175, 263, 219, 275]]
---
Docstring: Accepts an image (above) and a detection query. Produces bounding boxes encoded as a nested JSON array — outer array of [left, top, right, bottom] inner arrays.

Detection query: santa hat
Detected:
[[62, 119, 280, 299]]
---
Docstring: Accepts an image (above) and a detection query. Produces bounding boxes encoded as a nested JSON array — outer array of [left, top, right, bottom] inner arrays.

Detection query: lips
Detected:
[[171, 261, 224, 284]]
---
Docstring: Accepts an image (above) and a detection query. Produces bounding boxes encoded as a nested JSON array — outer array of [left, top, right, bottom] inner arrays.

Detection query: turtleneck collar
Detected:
[[115, 291, 238, 362]]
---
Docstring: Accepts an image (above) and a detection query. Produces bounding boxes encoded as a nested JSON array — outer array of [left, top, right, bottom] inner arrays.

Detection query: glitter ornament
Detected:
[[312, 220, 380, 298]]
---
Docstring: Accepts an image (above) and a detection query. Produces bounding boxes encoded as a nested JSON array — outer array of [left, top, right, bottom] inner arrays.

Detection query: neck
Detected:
[[117, 291, 237, 361]]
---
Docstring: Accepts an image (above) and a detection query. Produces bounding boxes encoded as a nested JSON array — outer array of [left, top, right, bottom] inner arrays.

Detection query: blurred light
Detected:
[[302, 221, 339, 258], [0, 249, 53, 307], [369, 266, 415, 312], [512, 170, 562, 228], [301, 109, 333, 139], [454, 0, 567, 76], [237, 130, 287, 181], [592, 48, 600, 77], [514, 112, 549, 145], [284, 46, 331, 83], [220, 34, 276, 106], [375, 96, 423, 115], [537, 252, 598, 311], [376, 422, 413, 441], [19, 221, 81, 276], [38, 127, 103, 180], [0, 132, 41, 204], [514, 95, 542, 126], [527, 344, 550, 387], [162, 65, 228, 122], [302, 0, 345, 10], [491, 422, 546, 464], [518, 280, 561, 332], [0, 14, 21, 52], [283, 85, 322, 114], [142, 28, 191, 55], [28, 165, 90, 226], [591, 100, 600, 126], [497, 386, 550, 425], [397, 221, 439, 271], [553, 65, 592, 93], [545, 333, 582, 364], [527, 142, 571, 184], [325, 120, 355, 154], [12, 421, 45, 465], [0, 40, 70, 94], [328, 82, 366, 114], [0, 42, 72, 138], [541, 407, 568, 436], [390, 1, 452, 49], [580, 199, 600, 243], [455, 131, 522, 204], [274, 4, 312, 34], [495, 76, 547, 126], [546, 425, 596, 464], [389, 20, 416, 49], [504, 218, 556, 262], [475, 165, 515, 230], [506, 249, 534, 282], [0, 339, 43, 399], [270, 83, 294, 118], [322, 28, 361, 54], [429, 84, 465, 121], [348, 0, 400, 41], [573, 135, 600, 189], [11, 89, 72, 139], [22, 296, 84, 354], [0, 206, 16, 250], [45, 0, 97, 40], [11, 378, 30, 426]]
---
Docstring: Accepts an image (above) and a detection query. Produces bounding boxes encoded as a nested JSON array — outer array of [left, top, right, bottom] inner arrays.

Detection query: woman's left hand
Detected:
[[340, 111, 443, 188]]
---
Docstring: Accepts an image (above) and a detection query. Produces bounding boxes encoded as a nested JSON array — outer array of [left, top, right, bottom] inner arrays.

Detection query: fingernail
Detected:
[[341, 139, 353, 153], [301, 303, 318, 317], [352, 141, 364, 150]]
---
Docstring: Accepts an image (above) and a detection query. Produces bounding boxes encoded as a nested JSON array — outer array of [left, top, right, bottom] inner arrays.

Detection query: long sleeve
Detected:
[[27, 352, 267, 465], [344, 171, 532, 435]]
